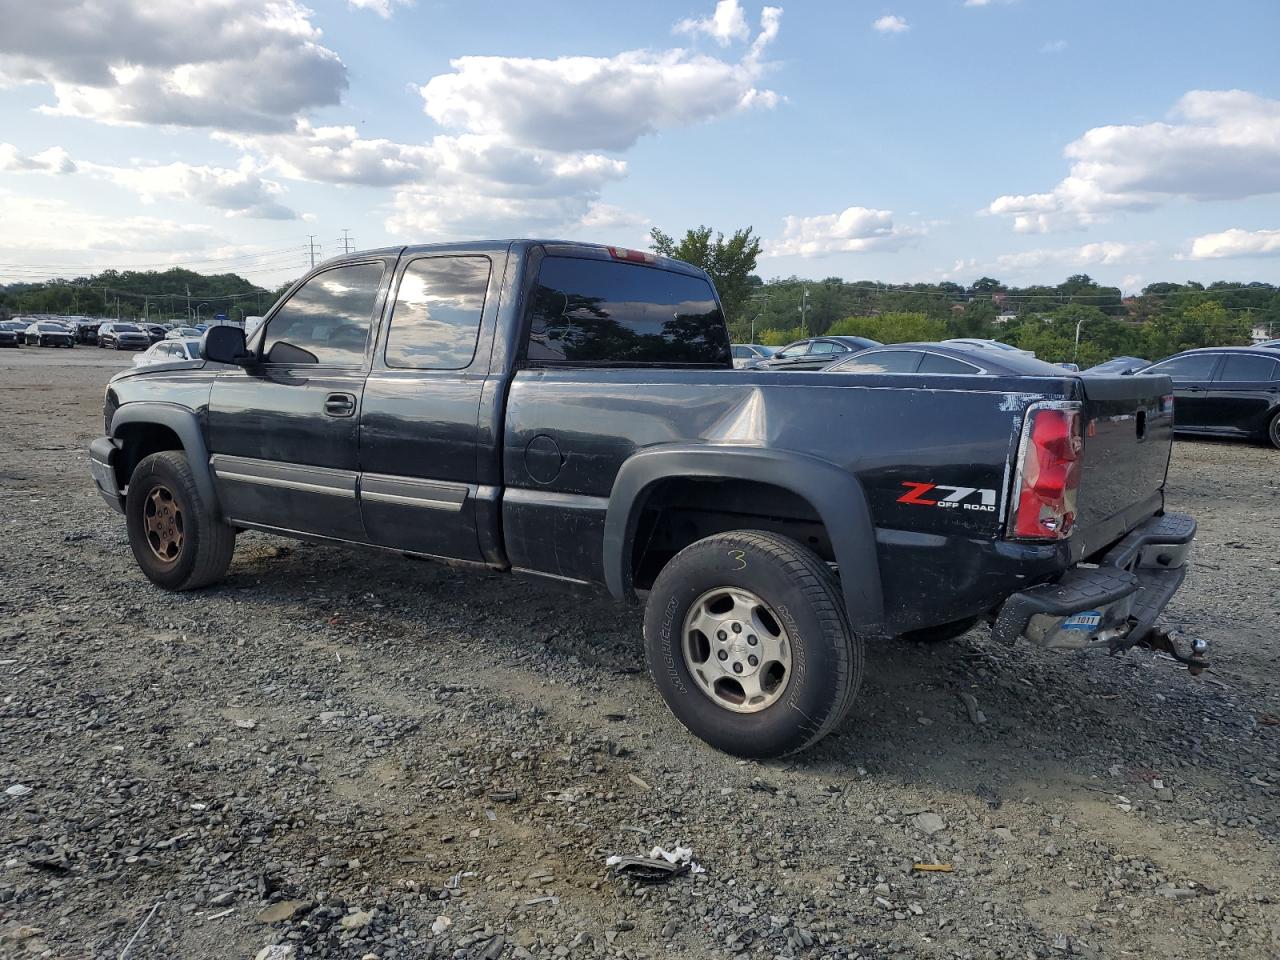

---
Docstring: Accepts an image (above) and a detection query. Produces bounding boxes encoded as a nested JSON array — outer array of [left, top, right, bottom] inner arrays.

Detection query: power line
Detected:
[[337, 229, 355, 255]]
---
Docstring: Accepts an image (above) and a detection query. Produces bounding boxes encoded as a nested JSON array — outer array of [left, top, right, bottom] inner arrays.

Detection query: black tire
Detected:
[[126, 451, 235, 591], [643, 530, 863, 758], [1268, 410, 1280, 450], [899, 616, 980, 645]]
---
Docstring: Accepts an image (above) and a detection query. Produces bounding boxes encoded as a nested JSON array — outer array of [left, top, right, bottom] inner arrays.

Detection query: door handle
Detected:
[[324, 392, 356, 417]]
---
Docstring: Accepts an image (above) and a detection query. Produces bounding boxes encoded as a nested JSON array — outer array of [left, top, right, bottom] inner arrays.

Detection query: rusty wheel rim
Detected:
[[143, 484, 184, 564]]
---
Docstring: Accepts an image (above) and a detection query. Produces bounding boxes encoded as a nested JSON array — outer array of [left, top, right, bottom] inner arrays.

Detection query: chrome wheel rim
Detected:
[[682, 587, 792, 714], [143, 485, 184, 563]]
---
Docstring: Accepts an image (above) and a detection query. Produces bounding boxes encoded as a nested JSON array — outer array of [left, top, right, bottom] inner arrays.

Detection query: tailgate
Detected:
[[1072, 373, 1174, 558]]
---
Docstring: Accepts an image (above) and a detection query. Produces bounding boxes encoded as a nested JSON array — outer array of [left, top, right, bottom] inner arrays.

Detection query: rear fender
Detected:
[[604, 445, 885, 636]]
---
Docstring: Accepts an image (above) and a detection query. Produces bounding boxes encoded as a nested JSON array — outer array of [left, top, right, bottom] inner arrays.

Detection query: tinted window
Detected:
[[732, 346, 750, 359], [263, 262, 384, 365], [185, 341, 202, 359], [835, 350, 922, 374], [385, 256, 490, 370], [527, 257, 729, 366], [919, 352, 982, 375], [809, 341, 844, 355], [1216, 354, 1277, 382], [1143, 354, 1218, 381], [774, 342, 809, 358]]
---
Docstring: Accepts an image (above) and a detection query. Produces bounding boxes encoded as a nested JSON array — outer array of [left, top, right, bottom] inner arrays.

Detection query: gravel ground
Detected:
[[1, 351, 1278, 960]]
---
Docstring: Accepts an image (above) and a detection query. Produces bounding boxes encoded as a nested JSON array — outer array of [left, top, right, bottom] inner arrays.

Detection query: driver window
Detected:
[[261, 262, 385, 365]]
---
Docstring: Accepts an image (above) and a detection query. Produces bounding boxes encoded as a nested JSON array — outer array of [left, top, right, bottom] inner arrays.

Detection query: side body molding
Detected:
[[603, 445, 885, 636], [109, 402, 220, 514]]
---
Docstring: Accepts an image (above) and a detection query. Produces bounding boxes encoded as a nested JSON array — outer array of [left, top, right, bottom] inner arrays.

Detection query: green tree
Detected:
[[650, 225, 762, 327], [827, 312, 945, 343]]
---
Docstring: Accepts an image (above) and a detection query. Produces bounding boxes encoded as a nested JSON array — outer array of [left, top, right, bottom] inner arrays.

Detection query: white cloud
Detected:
[[675, 0, 751, 45], [767, 206, 921, 257], [0, 143, 76, 174], [988, 90, 1280, 232], [0, 0, 346, 132], [89, 159, 299, 220], [872, 15, 910, 34], [418, 5, 783, 152], [1185, 228, 1280, 260], [0, 189, 219, 262], [992, 241, 1154, 272], [964, 0, 1017, 7], [1039, 40, 1068, 54], [347, 0, 412, 17]]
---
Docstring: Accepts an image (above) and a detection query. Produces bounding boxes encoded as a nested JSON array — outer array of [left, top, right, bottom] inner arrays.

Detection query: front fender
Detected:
[[109, 402, 219, 514], [603, 444, 885, 637]]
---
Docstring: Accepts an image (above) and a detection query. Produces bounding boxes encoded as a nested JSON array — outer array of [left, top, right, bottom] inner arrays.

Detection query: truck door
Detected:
[[1207, 352, 1279, 433], [207, 259, 391, 541], [357, 252, 502, 561]]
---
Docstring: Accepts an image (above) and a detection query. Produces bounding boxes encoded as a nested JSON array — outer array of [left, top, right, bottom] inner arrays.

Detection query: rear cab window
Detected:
[[526, 256, 730, 367]]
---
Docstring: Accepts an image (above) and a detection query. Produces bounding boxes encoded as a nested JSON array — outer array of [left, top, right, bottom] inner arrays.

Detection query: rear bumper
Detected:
[[89, 436, 125, 514], [992, 512, 1195, 649]]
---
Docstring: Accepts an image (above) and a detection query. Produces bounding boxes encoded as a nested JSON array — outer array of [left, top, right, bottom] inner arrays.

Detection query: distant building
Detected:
[[993, 313, 1017, 326]]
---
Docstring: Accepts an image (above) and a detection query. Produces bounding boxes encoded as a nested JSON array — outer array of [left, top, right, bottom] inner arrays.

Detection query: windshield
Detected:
[[115, 324, 141, 332], [39, 324, 66, 331]]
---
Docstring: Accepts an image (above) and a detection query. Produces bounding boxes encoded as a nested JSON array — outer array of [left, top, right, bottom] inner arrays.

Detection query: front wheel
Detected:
[[643, 530, 863, 758], [126, 451, 235, 590]]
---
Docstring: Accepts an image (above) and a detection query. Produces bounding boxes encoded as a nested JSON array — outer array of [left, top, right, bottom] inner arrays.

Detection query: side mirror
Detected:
[[204, 325, 252, 366]]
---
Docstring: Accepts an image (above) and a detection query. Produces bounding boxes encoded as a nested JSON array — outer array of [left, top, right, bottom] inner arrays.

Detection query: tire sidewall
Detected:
[[126, 454, 201, 589], [645, 535, 850, 757]]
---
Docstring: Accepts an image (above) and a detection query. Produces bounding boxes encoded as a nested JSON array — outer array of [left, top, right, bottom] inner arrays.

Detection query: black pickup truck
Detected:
[[89, 240, 1198, 757]]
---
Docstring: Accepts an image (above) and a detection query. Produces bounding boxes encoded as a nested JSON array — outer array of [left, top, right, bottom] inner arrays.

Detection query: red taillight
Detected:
[[608, 246, 655, 264], [1009, 402, 1084, 540]]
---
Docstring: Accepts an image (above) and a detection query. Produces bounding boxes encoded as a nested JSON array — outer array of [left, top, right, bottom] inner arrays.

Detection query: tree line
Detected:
[[0, 268, 282, 324], [650, 225, 1278, 366]]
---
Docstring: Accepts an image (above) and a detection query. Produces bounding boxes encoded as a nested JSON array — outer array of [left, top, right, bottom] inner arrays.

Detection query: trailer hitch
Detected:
[[1111, 626, 1209, 675]]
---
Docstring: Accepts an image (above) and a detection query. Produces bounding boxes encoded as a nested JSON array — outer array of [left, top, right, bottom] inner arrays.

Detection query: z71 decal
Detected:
[[897, 482, 997, 513]]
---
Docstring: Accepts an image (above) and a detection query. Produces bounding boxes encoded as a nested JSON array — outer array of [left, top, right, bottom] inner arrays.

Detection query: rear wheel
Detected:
[[126, 451, 235, 590], [1269, 410, 1280, 450], [643, 530, 863, 758]]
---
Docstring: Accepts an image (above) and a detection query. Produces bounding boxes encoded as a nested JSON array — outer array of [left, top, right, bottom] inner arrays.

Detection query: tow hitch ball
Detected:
[[1113, 627, 1210, 675]]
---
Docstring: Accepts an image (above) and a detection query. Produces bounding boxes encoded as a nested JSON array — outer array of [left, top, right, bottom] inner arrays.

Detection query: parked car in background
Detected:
[[98, 323, 152, 350], [0, 320, 27, 347], [942, 338, 1035, 357], [824, 342, 1071, 377], [142, 324, 168, 343], [24, 321, 76, 347], [731, 343, 776, 368], [1085, 356, 1150, 376], [1138, 346, 1280, 448], [133, 339, 203, 367], [1257, 339, 1280, 349], [68, 320, 101, 344], [754, 335, 881, 370], [166, 326, 203, 340]]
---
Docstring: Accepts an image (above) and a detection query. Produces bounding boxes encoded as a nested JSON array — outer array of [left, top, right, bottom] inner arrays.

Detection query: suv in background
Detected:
[[1139, 346, 1280, 448], [754, 336, 881, 370], [98, 323, 152, 350]]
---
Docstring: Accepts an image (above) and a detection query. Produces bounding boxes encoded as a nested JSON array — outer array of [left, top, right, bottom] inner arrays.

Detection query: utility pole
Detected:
[[308, 235, 321, 268], [338, 229, 354, 255], [798, 287, 810, 334]]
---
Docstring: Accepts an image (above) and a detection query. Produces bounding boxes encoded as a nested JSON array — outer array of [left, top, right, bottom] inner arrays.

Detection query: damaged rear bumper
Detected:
[[992, 512, 1195, 651]]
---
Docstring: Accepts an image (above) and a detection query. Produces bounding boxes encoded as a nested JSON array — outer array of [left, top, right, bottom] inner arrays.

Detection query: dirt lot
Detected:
[[1, 349, 1278, 960]]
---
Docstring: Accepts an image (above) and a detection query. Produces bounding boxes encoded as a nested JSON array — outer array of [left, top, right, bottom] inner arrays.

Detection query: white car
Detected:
[[165, 326, 203, 340], [133, 339, 203, 367]]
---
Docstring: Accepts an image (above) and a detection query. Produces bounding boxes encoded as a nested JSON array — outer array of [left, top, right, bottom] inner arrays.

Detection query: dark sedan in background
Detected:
[[754, 335, 882, 370], [1138, 346, 1280, 448], [0, 320, 27, 347], [97, 322, 152, 350], [824, 341, 1069, 377], [24, 321, 76, 347]]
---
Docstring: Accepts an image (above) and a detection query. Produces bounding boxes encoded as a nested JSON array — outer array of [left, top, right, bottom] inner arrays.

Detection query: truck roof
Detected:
[[313, 240, 709, 280]]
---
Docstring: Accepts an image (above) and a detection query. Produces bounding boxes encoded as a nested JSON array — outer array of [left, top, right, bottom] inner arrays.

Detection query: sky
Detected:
[[1, 0, 1278, 294]]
